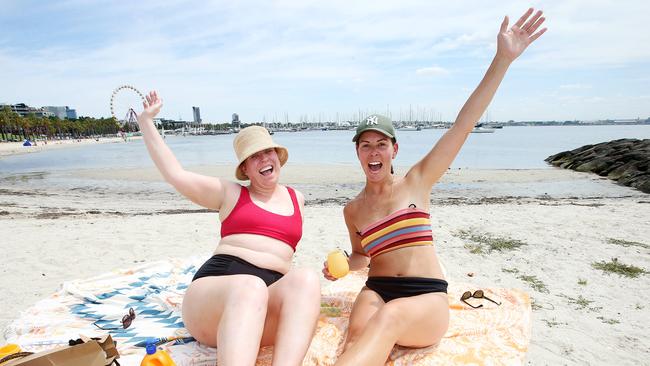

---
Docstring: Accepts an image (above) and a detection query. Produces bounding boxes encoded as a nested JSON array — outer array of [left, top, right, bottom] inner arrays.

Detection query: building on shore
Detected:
[[66, 107, 77, 120], [43, 106, 77, 120], [0, 103, 54, 118], [232, 113, 240, 129], [192, 107, 201, 123]]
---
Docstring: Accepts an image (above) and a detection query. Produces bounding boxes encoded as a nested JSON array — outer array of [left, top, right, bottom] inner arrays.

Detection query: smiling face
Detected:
[[241, 148, 281, 185], [356, 130, 398, 182]]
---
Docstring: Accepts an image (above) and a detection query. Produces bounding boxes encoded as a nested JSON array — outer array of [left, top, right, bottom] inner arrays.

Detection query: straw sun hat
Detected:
[[233, 126, 288, 180]]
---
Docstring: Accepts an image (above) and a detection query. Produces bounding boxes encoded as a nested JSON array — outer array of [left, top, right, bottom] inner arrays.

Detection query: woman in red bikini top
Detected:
[[323, 8, 547, 365], [136, 101, 320, 366]]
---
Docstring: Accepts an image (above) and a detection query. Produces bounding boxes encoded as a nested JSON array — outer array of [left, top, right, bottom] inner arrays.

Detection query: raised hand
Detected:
[[140, 91, 163, 119], [497, 8, 547, 62]]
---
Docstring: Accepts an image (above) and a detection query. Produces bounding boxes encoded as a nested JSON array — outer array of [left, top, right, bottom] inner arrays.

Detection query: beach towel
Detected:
[[4, 258, 531, 365], [311, 270, 532, 365]]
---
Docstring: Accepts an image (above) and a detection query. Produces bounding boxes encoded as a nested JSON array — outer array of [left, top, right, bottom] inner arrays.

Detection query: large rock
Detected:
[[545, 139, 650, 193]]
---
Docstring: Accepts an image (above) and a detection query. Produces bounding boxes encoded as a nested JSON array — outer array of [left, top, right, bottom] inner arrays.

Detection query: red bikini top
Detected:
[[220, 186, 302, 251]]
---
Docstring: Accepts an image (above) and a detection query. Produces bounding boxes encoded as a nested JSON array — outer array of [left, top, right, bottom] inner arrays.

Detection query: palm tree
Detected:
[[0, 106, 10, 141]]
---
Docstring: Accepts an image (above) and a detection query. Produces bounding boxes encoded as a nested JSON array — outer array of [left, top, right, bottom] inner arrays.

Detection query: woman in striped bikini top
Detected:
[[358, 207, 434, 258], [324, 8, 547, 365]]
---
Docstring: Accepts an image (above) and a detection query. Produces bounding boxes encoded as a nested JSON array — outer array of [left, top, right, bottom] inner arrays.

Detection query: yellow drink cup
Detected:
[[327, 250, 349, 278], [0, 344, 21, 363]]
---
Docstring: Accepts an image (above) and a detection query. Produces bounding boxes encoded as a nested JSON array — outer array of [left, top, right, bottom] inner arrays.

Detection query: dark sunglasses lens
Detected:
[[461, 291, 471, 300], [122, 316, 132, 329], [474, 290, 484, 298], [122, 309, 135, 329]]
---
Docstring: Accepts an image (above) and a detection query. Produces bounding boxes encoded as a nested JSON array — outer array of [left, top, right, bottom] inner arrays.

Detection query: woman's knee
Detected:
[[227, 275, 269, 306], [345, 324, 363, 346], [285, 268, 321, 294], [373, 304, 406, 334]]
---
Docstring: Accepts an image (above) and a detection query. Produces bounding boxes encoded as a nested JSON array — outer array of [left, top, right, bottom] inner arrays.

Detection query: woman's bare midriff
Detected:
[[367, 245, 445, 279], [213, 233, 295, 274]]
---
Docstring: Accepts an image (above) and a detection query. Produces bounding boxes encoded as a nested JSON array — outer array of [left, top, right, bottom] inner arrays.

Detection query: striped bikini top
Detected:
[[359, 207, 434, 258]]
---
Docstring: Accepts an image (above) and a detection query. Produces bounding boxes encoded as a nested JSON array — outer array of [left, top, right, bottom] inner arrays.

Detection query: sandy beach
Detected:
[[1, 158, 649, 364], [0, 137, 140, 158]]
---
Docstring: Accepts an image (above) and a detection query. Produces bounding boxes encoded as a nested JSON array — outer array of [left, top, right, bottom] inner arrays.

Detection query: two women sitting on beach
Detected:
[[136, 7, 546, 366]]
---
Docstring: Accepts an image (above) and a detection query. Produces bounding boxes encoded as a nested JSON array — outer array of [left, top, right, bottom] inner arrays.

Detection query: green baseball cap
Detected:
[[352, 114, 396, 142]]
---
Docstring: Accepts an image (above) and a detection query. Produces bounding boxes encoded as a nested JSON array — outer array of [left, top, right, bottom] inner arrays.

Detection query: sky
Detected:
[[1, 0, 649, 123]]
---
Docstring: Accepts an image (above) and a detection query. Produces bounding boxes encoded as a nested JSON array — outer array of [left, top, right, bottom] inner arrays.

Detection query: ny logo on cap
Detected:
[[366, 116, 378, 125]]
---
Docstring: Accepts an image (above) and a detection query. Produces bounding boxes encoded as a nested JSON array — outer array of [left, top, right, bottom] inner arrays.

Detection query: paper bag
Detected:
[[81, 335, 119, 365], [5, 341, 105, 366]]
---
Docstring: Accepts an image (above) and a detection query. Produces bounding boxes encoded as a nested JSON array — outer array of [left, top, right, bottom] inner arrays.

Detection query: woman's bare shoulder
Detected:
[[344, 193, 364, 218], [287, 185, 306, 206], [221, 180, 243, 200]]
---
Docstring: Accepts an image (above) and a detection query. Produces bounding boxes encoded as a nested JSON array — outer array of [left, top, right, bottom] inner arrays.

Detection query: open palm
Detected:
[[497, 8, 547, 62], [141, 91, 163, 119]]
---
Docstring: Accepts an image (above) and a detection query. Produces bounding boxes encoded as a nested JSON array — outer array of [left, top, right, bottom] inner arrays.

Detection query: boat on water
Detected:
[[470, 123, 495, 134], [397, 125, 419, 131]]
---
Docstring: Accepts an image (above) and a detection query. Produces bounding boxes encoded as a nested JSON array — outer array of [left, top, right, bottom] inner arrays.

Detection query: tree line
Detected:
[[0, 106, 132, 142]]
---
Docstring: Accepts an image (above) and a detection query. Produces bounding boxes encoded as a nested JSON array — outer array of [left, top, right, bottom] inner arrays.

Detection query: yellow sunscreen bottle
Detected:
[[327, 250, 349, 278]]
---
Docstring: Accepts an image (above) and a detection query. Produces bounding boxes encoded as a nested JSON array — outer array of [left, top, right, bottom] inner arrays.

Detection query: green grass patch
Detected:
[[597, 316, 620, 325], [542, 318, 565, 328], [518, 274, 549, 293], [592, 258, 647, 278], [566, 295, 594, 310], [502, 267, 520, 274], [457, 229, 526, 254], [577, 278, 587, 286], [464, 243, 484, 254], [606, 238, 650, 250]]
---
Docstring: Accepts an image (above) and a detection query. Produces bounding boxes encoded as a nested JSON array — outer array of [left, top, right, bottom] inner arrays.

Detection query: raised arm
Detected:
[[136, 91, 227, 210], [407, 8, 547, 189]]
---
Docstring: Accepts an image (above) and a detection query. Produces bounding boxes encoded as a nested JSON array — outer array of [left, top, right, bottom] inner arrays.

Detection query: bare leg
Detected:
[[182, 275, 269, 366], [334, 293, 449, 366], [261, 268, 321, 366], [343, 287, 384, 352]]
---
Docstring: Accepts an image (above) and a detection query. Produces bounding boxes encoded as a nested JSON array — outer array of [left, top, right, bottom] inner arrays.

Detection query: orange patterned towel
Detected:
[[302, 270, 531, 366]]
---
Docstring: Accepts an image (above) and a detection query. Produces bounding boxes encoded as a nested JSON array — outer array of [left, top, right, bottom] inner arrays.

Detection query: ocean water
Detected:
[[1, 125, 648, 175]]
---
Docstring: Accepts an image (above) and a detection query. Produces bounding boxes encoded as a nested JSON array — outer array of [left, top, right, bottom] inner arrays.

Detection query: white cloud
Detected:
[[415, 66, 450, 76], [0, 0, 649, 121]]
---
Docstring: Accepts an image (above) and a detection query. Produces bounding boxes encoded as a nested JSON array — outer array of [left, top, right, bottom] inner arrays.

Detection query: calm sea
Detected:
[[1, 125, 648, 175]]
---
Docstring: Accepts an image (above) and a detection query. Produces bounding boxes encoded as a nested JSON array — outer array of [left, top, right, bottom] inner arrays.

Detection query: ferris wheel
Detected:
[[110, 85, 145, 129]]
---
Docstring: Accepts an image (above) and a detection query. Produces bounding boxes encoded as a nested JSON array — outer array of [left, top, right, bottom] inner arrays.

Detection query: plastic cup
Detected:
[[327, 250, 349, 279]]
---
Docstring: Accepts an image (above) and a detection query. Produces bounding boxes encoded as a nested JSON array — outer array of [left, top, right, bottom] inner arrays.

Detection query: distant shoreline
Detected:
[[0, 136, 143, 158], [2, 123, 649, 160]]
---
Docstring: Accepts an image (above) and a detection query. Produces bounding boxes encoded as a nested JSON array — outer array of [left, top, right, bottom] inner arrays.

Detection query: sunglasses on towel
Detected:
[[93, 307, 136, 330], [460, 290, 501, 308]]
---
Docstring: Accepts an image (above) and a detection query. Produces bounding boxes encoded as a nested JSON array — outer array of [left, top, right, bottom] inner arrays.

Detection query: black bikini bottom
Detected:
[[192, 254, 284, 286], [365, 276, 448, 303]]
